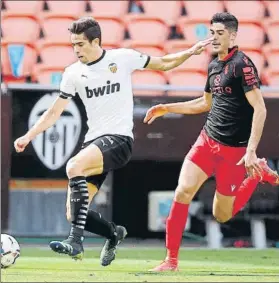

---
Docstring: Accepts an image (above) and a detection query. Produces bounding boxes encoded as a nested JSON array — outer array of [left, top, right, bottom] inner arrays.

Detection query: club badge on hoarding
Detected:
[[28, 92, 81, 170]]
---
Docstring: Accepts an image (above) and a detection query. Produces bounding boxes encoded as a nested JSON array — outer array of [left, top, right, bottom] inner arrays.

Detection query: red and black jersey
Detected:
[[204, 46, 261, 147]]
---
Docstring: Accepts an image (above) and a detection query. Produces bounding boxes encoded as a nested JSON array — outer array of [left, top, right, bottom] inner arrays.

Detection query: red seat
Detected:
[[224, 1, 265, 20], [35, 68, 64, 85], [266, 49, 279, 73], [268, 72, 279, 86], [165, 40, 210, 73], [236, 22, 265, 49], [167, 70, 206, 96], [138, 1, 182, 26], [266, 21, 279, 49], [35, 43, 76, 84], [44, 1, 86, 17], [41, 15, 75, 44], [132, 70, 167, 96], [95, 17, 125, 46], [265, 1, 279, 21], [39, 43, 76, 69], [177, 18, 210, 44], [126, 15, 169, 45], [183, 1, 224, 20], [2, 15, 40, 42], [89, 1, 129, 18], [3, 1, 43, 16]]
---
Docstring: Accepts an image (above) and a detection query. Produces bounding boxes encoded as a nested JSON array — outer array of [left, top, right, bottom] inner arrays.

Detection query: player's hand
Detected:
[[14, 135, 31, 153], [191, 37, 214, 55], [237, 150, 263, 178], [143, 104, 168, 125]]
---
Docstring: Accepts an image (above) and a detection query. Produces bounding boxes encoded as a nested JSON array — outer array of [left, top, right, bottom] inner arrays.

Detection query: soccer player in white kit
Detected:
[[14, 17, 213, 266]]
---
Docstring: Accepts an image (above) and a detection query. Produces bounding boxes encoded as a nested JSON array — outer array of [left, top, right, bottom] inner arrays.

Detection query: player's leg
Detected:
[[150, 131, 214, 272], [213, 149, 279, 223], [50, 135, 132, 261], [50, 143, 105, 259]]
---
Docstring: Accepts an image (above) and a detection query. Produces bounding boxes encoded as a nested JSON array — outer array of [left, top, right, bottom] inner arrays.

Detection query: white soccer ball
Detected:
[[1, 234, 20, 268]]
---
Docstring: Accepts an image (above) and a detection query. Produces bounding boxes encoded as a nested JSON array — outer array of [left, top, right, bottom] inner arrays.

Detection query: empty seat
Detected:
[[139, 1, 182, 26], [1, 41, 38, 79], [167, 70, 206, 96], [95, 17, 125, 46], [3, 1, 43, 15], [132, 70, 167, 96], [177, 18, 211, 44], [266, 50, 279, 73], [268, 72, 279, 86], [2, 15, 40, 42], [242, 49, 265, 75], [266, 21, 279, 48], [224, 1, 265, 20], [236, 22, 265, 49], [165, 40, 210, 72], [39, 44, 76, 69], [41, 16, 74, 44], [265, 1, 279, 21], [126, 15, 170, 45], [89, 1, 129, 18], [35, 68, 64, 85], [183, 1, 224, 20], [44, 1, 86, 17]]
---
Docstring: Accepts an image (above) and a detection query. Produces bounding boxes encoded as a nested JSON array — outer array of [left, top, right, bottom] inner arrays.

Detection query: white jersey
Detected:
[[59, 48, 150, 142]]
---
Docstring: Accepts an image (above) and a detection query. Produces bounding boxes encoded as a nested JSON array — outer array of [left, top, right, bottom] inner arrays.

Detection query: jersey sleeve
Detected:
[[59, 68, 76, 99], [234, 56, 261, 93], [125, 49, 150, 71]]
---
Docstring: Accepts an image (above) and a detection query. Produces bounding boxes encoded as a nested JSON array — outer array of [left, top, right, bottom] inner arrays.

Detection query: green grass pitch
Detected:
[[2, 247, 279, 282]]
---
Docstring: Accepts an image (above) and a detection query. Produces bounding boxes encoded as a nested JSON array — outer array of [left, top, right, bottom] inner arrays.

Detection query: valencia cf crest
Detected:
[[109, 63, 117, 73], [28, 92, 81, 170]]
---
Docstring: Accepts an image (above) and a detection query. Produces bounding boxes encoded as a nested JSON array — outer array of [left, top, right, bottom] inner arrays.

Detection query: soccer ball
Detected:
[[1, 234, 20, 268]]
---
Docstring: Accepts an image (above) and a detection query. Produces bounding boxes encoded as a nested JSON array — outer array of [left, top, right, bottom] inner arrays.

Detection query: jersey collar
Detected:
[[87, 50, 106, 66], [219, 46, 238, 62]]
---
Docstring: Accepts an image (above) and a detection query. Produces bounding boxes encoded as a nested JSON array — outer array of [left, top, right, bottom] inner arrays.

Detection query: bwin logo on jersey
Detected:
[[28, 92, 81, 170]]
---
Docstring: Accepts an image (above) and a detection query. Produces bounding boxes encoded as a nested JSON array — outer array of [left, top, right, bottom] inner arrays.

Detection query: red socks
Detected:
[[166, 201, 189, 260], [232, 176, 260, 217]]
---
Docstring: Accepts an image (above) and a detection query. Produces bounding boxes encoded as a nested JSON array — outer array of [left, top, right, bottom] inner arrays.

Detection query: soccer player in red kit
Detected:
[[144, 12, 279, 272]]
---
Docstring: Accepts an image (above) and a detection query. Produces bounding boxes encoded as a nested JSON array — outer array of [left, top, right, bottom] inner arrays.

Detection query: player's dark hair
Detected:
[[211, 12, 238, 32], [69, 17, 102, 45]]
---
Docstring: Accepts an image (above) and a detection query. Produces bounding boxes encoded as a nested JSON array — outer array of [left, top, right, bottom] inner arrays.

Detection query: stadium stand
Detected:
[[1, 0, 278, 90]]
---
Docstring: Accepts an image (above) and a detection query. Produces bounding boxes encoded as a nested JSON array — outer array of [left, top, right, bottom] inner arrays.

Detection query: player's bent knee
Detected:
[[212, 209, 231, 223], [66, 158, 83, 178], [174, 184, 197, 204]]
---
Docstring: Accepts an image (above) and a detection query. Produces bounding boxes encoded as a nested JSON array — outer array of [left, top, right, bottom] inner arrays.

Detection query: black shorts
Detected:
[[81, 134, 133, 189]]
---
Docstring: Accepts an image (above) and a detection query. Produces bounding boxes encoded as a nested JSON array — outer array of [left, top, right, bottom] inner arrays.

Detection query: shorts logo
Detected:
[[231, 185, 236, 192], [28, 92, 81, 170], [214, 74, 221, 86], [109, 63, 117, 73], [101, 139, 108, 147]]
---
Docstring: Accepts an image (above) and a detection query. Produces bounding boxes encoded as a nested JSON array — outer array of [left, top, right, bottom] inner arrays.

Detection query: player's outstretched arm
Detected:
[[144, 91, 212, 124], [14, 97, 70, 153], [145, 38, 213, 71]]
